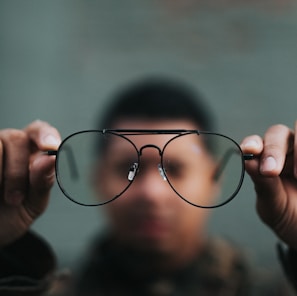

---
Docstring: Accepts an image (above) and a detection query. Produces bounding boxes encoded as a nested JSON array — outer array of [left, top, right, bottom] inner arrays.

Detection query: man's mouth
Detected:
[[132, 217, 171, 240]]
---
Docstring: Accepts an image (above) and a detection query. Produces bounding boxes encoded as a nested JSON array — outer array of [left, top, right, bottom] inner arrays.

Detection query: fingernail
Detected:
[[242, 140, 259, 149], [43, 135, 60, 148], [261, 156, 277, 173]]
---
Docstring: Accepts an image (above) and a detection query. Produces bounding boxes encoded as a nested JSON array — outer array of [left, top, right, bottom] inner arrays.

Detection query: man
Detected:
[[0, 77, 297, 295]]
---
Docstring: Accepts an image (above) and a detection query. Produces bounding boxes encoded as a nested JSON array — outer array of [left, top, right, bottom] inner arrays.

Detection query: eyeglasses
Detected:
[[47, 129, 253, 208]]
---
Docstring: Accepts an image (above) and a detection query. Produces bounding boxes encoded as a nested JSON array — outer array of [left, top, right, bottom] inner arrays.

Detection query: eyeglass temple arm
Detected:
[[213, 149, 254, 181], [47, 146, 79, 180]]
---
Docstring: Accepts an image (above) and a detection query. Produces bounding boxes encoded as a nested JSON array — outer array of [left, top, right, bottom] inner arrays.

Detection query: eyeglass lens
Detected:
[[55, 131, 244, 208]]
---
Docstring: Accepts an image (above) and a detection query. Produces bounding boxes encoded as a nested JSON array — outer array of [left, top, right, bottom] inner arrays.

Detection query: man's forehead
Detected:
[[110, 118, 200, 130], [104, 119, 205, 150]]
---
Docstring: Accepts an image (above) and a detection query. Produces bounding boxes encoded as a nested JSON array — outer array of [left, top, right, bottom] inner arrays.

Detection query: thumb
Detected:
[[252, 173, 287, 222], [25, 153, 56, 218], [245, 156, 289, 232]]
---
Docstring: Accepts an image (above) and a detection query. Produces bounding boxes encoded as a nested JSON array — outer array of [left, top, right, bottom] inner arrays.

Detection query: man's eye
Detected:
[[112, 160, 137, 175], [163, 161, 186, 178]]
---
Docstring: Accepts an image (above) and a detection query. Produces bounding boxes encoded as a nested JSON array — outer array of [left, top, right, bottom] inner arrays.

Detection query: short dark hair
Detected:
[[98, 76, 215, 131]]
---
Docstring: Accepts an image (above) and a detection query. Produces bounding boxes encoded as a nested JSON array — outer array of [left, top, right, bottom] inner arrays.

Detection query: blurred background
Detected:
[[1, 0, 297, 271]]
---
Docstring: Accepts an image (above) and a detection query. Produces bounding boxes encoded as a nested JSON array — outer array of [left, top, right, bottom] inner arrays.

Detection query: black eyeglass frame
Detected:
[[47, 129, 254, 208]]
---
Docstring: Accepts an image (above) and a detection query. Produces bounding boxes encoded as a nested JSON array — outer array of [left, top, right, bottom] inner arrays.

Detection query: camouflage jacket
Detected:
[[0, 231, 296, 296]]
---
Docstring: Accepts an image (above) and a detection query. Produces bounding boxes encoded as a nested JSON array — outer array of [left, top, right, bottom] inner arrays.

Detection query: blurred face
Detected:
[[95, 119, 218, 262]]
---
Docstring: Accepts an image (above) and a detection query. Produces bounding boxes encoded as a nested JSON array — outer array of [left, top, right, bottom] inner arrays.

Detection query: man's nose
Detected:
[[129, 146, 171, 199], [128, 162, 166, 182], [132, 164, 170, 201]]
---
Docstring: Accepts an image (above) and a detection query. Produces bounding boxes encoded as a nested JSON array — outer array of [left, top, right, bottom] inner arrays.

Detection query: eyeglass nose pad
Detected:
[[158, 164, 167, 181], [128, 162, 139, 181]]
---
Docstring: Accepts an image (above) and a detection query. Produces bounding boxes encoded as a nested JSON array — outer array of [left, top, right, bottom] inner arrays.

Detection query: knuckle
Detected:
[[48, 126, 60, 138], [272, 123, 288, 130], [266, 124, 290, 135], [25, 120, 60, 141], [30, 119, 49, 127], [1, 129, 29, 146], [263, 143, 283, 156]]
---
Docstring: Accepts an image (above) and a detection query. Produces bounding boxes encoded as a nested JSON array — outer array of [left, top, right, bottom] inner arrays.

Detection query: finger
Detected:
[[242, 126, 294, 227], [22, 120, 61, 216], [24, 152, 56, 219], [0, 129, 30, 206], [241, 135, 264, 177], [241, 134, 264, 155], [24, 120, 61, 151], [260, 124, 294, 177], [242, 150, 288, 229]]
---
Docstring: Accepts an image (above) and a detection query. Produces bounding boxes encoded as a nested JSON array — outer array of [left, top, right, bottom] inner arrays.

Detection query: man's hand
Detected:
[[241, 122, 297, 250], [0, 120, 61, 247]]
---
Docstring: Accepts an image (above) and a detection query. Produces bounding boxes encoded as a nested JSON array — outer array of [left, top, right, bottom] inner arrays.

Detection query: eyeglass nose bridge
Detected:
[[135, 144, 167, 181], [139, 144, 162, 156]]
